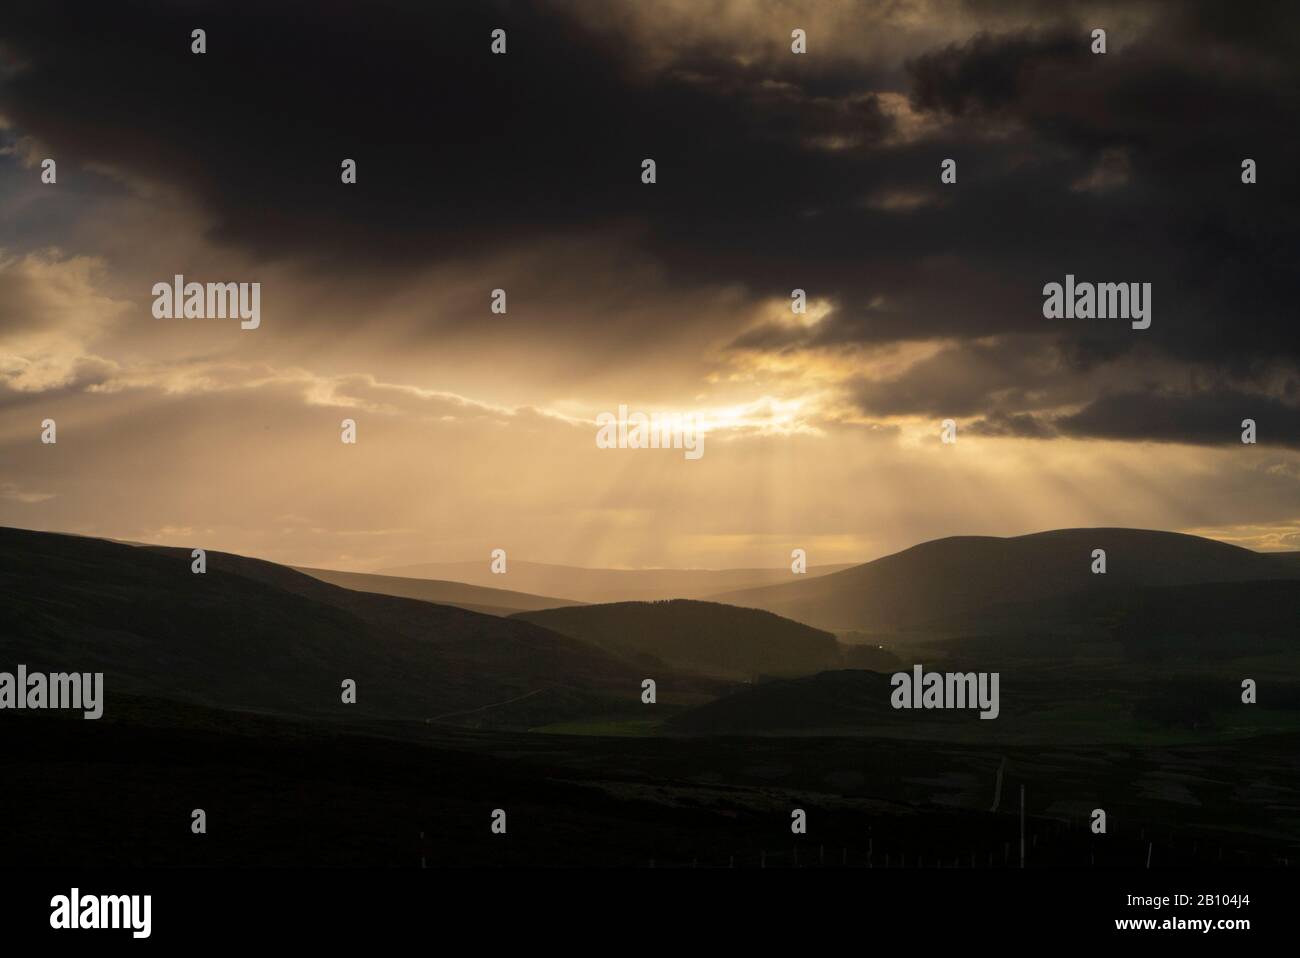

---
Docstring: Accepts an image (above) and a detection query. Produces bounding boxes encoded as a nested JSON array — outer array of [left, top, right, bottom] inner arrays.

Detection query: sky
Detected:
[[1, 0, 1298, 571]]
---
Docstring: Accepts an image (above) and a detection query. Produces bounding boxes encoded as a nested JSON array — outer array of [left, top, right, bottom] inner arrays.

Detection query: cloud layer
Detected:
[[1, 0, 1298, 565]]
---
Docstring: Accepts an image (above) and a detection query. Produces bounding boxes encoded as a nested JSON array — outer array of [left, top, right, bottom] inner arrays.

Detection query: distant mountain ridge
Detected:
[[710, 528, 1300, 633], [0, 527, 639, 726], [513, 599, 858, 679], [377, 558, 854, 604], [293, 566, 581, 616]]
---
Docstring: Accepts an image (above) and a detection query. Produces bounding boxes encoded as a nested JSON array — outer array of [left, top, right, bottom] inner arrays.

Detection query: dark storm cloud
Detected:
[[1058, 390, 1300, 448], [0, 0, 902, 272], [966, 410, 1057, 439], [2, 0, 1298, 444], [900, 3, 1300, 367], [909, 27, 1086, 118], [851, 338, 1066, 418]]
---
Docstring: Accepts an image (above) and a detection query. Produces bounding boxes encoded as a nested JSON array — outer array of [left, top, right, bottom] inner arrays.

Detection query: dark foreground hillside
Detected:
[[0, 527, 640, 724], [3, 525, 1299, 869], [514, 599, 846, 679], [2, 696, 1296, 868], [714, 528, 1300, 632]]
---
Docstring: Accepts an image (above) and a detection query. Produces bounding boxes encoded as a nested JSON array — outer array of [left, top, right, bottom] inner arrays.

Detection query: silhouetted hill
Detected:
[[0, 527, 640, 725], [379, 559, 854, 604], [925, 578, 1300, 663], [667, 670, 902, 734], [513, 599, 845, 679], [293, 566, 580, 616], [668, 664, 1300, 739], [711, 528, 1300, 632], [9, 693, 1296, 866]]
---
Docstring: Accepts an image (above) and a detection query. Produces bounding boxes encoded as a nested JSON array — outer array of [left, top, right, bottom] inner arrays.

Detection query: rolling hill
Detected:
[[512, 599, 850, 679], [710, 528, 1300, 633], [293, 566, 580, 616], [667, 670, 905, 735], [919, 577, 1300, 665], [665, 666, 1300, 740], [0, 527, 640, 725], [378, 558, 855, 604]]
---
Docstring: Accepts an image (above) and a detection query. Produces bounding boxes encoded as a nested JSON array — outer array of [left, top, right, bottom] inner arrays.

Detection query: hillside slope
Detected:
[[0, 527, 639, 725], [513, 599, 846, 679], [711, 528, 1300, 632], [380, 559, 854, 604], [294, 566, 580, 615]]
